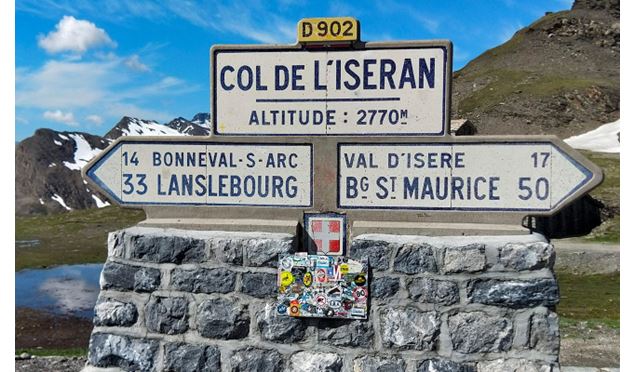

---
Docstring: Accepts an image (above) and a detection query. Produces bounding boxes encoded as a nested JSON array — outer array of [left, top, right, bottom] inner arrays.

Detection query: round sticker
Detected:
[[316, 269, 327, 283], [353, 287, 368, 300], [315, 294, 327, 308], [280, 271, 294, 287], [290, 305, 300, 316], [303, 272, 313, 287], [340, 264, 349, 275], [277, 304, 287, 314], [354, 274, 366, 286], [325, 308, 335, 317], [280, 257, 293, 270]]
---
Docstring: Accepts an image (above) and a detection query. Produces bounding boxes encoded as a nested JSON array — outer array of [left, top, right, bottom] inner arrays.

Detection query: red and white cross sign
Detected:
[[307, 215, 345, 256]]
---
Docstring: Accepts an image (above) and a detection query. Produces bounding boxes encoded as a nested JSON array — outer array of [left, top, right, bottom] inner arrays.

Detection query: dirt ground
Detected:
[[15, 307, 93, 350]]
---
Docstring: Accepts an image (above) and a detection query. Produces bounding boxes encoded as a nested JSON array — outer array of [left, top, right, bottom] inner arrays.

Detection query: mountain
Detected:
[[166, 117, 210, 136], [15, 113, 211, 215], [451, 0, 619, 137], [15, 129, 111, 215]]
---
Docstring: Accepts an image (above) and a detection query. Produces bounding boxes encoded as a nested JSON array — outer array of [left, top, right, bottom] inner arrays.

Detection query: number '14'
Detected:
[[123, 151, 139, 166]]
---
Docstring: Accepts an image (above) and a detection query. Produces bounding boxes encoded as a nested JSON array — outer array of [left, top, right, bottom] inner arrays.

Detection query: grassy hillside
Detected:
[[584, 151, 619, 242], [15, 207, 145, 271]]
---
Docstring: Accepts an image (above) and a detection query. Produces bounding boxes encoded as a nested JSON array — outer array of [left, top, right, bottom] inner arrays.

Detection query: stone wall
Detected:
[[85, 226, 560, 372]]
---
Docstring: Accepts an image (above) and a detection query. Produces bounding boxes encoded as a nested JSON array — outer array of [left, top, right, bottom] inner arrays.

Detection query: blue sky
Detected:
[[15, 0, 573, 141]]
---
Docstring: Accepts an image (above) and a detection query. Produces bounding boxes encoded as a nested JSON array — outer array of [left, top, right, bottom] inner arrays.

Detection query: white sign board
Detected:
[[86, 141, 312, 207], [212, 44, 449, 136], [338, 142, 594, 212]]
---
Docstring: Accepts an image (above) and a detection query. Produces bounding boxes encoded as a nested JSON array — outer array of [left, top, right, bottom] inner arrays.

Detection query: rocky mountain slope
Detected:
[[451, 0, 619, 137], [15, 114, 210, 215]]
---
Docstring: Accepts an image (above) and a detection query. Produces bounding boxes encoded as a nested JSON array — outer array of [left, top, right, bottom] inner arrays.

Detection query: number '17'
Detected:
[[531, 152, 550, 168]]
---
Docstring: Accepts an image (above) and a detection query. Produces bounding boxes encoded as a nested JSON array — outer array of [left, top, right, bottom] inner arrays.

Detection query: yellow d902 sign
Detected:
[[297, 17, 359, 43]]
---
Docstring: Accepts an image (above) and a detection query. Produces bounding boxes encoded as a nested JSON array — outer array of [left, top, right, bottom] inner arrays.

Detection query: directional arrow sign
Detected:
[[84, 139, 312, 207], [338, 139, 603, 213]]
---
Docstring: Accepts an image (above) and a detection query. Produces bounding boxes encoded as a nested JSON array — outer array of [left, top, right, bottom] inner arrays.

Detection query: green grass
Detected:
[[457, 69, 606, 114], [15, 206, 145, 271], [582, 151, 620, 243], [556, 271, 620, 328], [16, 347, 87, 357]]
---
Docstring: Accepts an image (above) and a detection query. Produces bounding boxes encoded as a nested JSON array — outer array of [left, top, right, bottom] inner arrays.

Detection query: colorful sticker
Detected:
[[303, 272, 313, 287], [280, 271, 294, 287], [277, 254, 369, 320]]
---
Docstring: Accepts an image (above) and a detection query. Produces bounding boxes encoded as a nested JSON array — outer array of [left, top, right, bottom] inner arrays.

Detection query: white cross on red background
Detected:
[[308, 217, 344, 255]]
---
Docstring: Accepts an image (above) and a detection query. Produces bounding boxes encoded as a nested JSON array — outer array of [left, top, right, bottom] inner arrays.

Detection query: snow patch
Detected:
[[120, 118, 185, 137], [39, 198, 44, 205], [58, 133, 69, 140], [565, 120, 620, 153], [62, 133, 103, 171], [48, 163, 57, 167], [54, 140, 62, 146], [91, 194, 110, 208], [51, 193, 71, 210]]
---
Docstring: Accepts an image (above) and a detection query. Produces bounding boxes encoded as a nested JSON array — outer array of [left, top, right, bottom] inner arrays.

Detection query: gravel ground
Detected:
[[15, 356, 87, 371]]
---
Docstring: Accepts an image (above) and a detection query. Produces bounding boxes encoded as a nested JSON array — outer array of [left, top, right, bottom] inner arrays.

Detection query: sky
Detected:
[[15, 0, 574, 141]]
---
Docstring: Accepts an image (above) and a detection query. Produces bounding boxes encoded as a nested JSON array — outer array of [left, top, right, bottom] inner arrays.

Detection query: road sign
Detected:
[[84, 139, 312, 207], [338, 139, 602, 212], [211, 41, 451, 136], [297, 17, 359, 43]]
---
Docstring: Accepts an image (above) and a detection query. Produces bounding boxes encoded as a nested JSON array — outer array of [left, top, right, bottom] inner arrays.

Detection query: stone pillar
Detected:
[[84, 226, 560, 372]]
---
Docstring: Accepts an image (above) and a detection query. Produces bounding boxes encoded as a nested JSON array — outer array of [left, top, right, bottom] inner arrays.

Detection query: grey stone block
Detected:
[[134, 268, 161, 292], [163, 343, 220, 372], [241, 272, 277, 298], [100, 261, 160, 293], [93, 299, 137, 327], [244, 238, 295, 268], [393, 244, 437, 274], [88, 333, 158, 372], [442, 244, 486, 273], [353, 355, 406, 372], [170, 267, 236, 294], [468, 279, 559, 308], [371, 276, 400, 299], [417, 359, 476, 372], [144, 296, 189, 335], [408, 277, 459, 305], [477, 359, 556, 371], [288, 351, 342, 372], [197, 298, 250, 339], [256, 303, 306, 343], [499, 242, 555, 271], [380, 307, 440, 350], [209, 238, 244, 265], [107, 231, 125, 258], [317, 319, 374, 348], [127, 233, 206, 264], [448, 311, 513, 353], [350, 239, 393, 271], [229, 346, 283, 372], [530, 311, 560, 353]]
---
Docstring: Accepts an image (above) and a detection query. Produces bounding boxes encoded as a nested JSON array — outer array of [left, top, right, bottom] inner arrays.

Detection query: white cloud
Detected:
[[85, 114, 103, 125], [38, 15, 116, 54], [124, 54, 150, 72], [43, 109, 78, 126]]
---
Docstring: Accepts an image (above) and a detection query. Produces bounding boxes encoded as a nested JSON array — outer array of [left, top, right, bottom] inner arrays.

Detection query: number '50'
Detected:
[[518, 177, 549, 201]]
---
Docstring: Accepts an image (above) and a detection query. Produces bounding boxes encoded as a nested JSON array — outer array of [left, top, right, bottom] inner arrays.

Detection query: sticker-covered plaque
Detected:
[[276, 254, 368, 319]]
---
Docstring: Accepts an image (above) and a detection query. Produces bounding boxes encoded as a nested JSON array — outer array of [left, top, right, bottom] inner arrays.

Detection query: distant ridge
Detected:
[[451, 0, 619, 138], [15, 113, 210, 215]]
